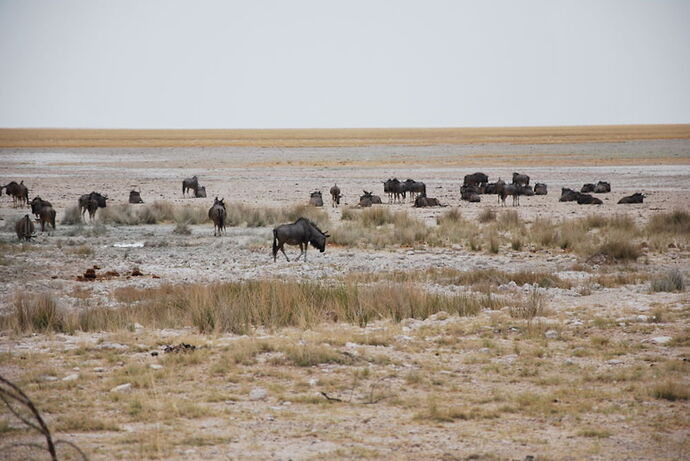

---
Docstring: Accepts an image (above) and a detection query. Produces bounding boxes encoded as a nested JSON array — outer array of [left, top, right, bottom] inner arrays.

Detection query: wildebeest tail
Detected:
[[272, 228, 278, 258], [51, 209, 56, 230]]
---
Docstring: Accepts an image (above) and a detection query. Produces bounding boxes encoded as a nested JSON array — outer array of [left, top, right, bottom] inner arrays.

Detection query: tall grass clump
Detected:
[[330, 209, 428, 248], [97, 201, 208, 225], [510, 289, 547, 319], [650, 269, 685, 292], [224, 203, 329, 228], [478, 208, 496, 223], [61, 206, 82, 225], [5, 293, 65, 333], [646, 210, 690, 236], [591, 240, 641, 262]]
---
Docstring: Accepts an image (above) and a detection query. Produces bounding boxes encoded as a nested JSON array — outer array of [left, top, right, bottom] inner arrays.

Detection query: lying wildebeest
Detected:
[[208, 197, 226, 236], [329, 184, 342, 207], [499, 184, 523, 206], [272, 217, 329, 262], [581, 183, 595, 193], [359, 191, 382, 207], [559, 188, 579, 202], [414, 194, 442, 207], [3, 181, 29, 206], [383, 178, 405, 203], [460, 184, 481, 203], [15, 215, 34, 241], [195, 185, 207, 198], [79, 192, 108, 220], [463, 172, 489, 187], [577, 193, 603, 205], [512, 172, 530, 187], [402, 179, 426, 201], [182, 176, 199, 196], [309, 191, 323, 207], [520, 185, 535, 196], [30, 197, 52, 217], [618, 193, 645, 204], [594, 181, 611, 193], [129, 190, 144, 204], [534, 183, 547, 195]]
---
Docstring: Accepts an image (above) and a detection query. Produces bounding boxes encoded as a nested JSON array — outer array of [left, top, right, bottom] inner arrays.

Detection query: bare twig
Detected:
[[320, 391, 343, 402]]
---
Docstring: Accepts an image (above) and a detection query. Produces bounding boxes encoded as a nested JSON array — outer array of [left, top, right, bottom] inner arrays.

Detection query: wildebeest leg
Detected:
[[279, 244, 290, 262]]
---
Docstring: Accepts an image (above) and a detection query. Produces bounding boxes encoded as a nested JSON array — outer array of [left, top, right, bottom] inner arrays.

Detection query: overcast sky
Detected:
[[0, 0, 689, 128]]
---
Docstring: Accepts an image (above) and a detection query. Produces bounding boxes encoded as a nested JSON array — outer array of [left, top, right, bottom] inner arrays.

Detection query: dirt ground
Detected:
[[0, 139, 689, 460]]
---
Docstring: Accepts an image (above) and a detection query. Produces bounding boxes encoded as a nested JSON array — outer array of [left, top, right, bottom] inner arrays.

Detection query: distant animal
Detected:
[[494, 179, 506, 203], [37, 206, 57, 233], [519, 185, 535, 196], [79, 192, 108, 220], [534, 183, 548, 195], [559, 188, 579, 202], [484, 183, 497, 194], [402, 179, 426, 200], [414, 194, 442, 207], [594, 181, 611, 193], [329, 184, 342, 207], [208, 197, 226, 236], [309, 191, 323, 207], [15, 215, 34, 241], [581, 183, 595, 193], [463, 172, 489, 187], [577, 193, 603, 205], [129, 190, 144, 204], [383, 178, 405, 203], [359, 191, 382, 207], [272, 217, 329, 262], [500, 184, 522, 206], [512, 173, 530, 187], [182, 176, 199, 196], [30, 197, 52, 217], [460, 185, 481, 203], [2, 180, 29, 206], [618, 193, 645, 204], [195, 186, 207, 198]]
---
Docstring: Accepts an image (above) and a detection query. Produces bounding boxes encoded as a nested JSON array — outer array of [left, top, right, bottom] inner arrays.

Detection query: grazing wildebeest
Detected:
[[414, 194, 442, 207], [534, 183, 547, 195], [272, 217, 329, 262], [129, 190, 144, 204], [581, 183, 595, 193], [559, 188, 579, 202], [182, 176, 199, 196], [402, 179, 426, 201], [512, 173, 530, 187], [463, 172, 489, 188], [3, 181, 29, 206], [618, 193, 645, 204], [359, 191, 382, 207], [594, 181, 611, 193], [30, 197, 52, 217], [577, 193, 603, 205], [208, 197, 226, 236], [15, 215, 34, 241], [329, 184, 342, 207], [500, 184, 522, 206], [309, 191, 324, 207], [383, 178, 405, 203], [195, 186, 207, 198], [460, 185, 481, 203], [79, 192, 108, 220]]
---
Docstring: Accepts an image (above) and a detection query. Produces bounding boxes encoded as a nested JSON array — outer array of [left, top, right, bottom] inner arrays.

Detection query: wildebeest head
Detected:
[[213, 197, 226, 209], [307, 220, 329, 252], [90, 192, 108, 208]]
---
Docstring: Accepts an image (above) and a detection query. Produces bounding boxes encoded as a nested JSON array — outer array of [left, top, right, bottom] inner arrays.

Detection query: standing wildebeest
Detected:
[[512, 173, 530, 187], [359, 191, 382, 207], [402, 179, 426, 201], [195, 186, 207, 198], [383, 178, 405, 203], [309, 191, 324, 207], [272, 217, 329, 262], [79, 192, 107, 220], [329, 184, 342, 207], [618, 193, 645, 204], [30, 197, 52, 217], [581, 183, 595, 193], [208, 197, 226, 236], [500, 184, 522, 206], [460, 185, 481, 203], [594, 181, 611, 193], [534, 183, 548, 195], [182, 176, 199, 196], [577, 193, 603, 205], [15, 215, 35, 241], [3, 181, 29, 206], [559, 188, 579, 202], [463, 172, 489, 188], [129, 190, 144, 204], [414, 194, 442, 207], [30, 197, 56, 233]]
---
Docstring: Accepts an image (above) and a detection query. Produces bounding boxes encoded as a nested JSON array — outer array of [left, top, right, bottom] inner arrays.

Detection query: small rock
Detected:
[[43, 376, 58, 382], [308, 378, 318, 387], [249, 387, 268, 401], [544, 330, 558, 339], [93, 367, 105, 373], [563, 359, 575, 365], [650, 336, 672, 345], [479, 348, 491, 354], [149, 364, 163, 370], [636, 315, 649, 322], [133, 323, 144, 330], [607, 359, 624, 365], [110, 383, 132, 393], [62, 373, 79, 381], [96, 342, 128, 350]]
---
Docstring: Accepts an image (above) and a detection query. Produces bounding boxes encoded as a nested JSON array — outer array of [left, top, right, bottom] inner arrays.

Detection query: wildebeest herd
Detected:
[[2, 173, 648, 260]]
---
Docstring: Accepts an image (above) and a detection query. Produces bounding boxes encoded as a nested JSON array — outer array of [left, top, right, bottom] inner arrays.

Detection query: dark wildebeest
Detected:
[[463, 172, 489, 188], [534, 183, 548, 195], [3, 181, 29, 206], [500, 184, 522, 206], [38, 206, 57, 233], [208, 197, 226, 236], [460, 185, 481, 203], [383, 178, 405, 203], [618, 193, 645, 204], [359, 191, 382, 207], [484, 183, 497, 194], [581, 183, 595, 193], [329, 184, 342, 207], [272, 217, 329, 262], [577, 193, 603, 205], [414, 194, 442, 207], [520, 185, 535, 196], [129, 190, 144, 204], [559, 188, 579, 202], [309, 191, 323, 207], [512, 173, 530, 187], [594, 181, 611, 193], [182, 176, 199, 196], [402, 179, 426, 201], [195, 186, 207, 198], [15, 215, 35, 241], [79, 192, 107, 220], [30, 197, 52, 218]]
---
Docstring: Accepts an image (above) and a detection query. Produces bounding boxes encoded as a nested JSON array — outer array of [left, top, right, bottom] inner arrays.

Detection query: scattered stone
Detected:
[[110, 383, 132, 393], [43, 376, 58, 382], [479, 348, 491, 354], [133, 323, 144, 330], [93, 367, 105, 372], [607, 359, 624, 365], [149, 364, 163, 370], [62, 373, 79, 381], [544, 330, 559, 339], [249, 388, 268, 401], [649, 336, 672, 345], [96, 342, 128, 350]]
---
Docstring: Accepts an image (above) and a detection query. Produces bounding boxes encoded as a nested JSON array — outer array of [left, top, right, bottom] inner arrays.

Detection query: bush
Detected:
[[61, 206, 82, 225], [478, 208, 496, 223], [650, 269, 685, 292], [593, 240, 641, 262], [7, 293, 65, 333], [647, 210, 690, 236]]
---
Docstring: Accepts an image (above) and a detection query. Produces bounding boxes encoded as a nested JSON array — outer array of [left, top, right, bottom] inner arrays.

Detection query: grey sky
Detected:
[[1, 0, 689, 128]]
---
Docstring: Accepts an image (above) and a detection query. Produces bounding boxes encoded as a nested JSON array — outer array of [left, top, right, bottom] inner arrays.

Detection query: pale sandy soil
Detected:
[[0, 140, 689, 460]]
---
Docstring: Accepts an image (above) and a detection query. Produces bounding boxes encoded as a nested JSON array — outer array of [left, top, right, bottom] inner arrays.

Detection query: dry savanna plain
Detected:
[[0, 126, 689, 460]]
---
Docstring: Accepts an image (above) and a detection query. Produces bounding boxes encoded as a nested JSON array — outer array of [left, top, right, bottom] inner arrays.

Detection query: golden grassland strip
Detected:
[[1, 124, 690, 148]]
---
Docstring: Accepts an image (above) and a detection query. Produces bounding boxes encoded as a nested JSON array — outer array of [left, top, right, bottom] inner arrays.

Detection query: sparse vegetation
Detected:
[[98, 201, 208, 225], [650, 269, 685, 292], [651, 381, 689, 401]]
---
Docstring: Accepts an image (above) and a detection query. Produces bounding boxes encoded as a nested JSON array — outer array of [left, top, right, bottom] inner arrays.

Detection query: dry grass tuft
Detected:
[[5, 293, 65, 333], [98, 201, 208, 225], [60, 206, 82, 225], [591, 240, 641, 262], [650, 269, 685, 292], [510, 289, 547, 319], [651, 381, 689, 401], [646, 210, 690, 236], [478, 208, 496, 223]]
